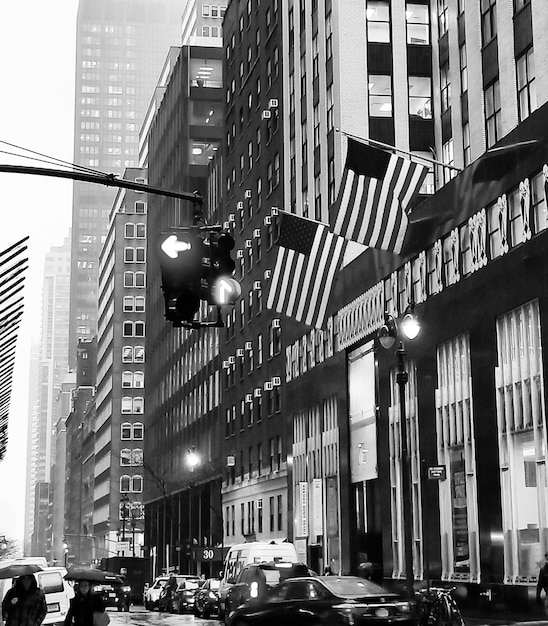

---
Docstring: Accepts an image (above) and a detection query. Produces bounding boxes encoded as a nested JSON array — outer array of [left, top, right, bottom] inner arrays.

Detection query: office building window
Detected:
[[436, 334, 480, 581], [481, 0, 497, 44], [440, 62, 451, 113], [460, 43, 468, 93], [277, 495, 283, 531], [269, 496, 275, 532], [485, 80, 501, 148], [516, 48, 537, 122], [438, 0, 448, 37], [366, 0, 390, 43], [368, 75, 392, 117], [406, 3, 430, 44], [441, 139, 455, 184], [496, 300, 548, 582], [463, 123, 471, 166], [408, 76, 432, 118]]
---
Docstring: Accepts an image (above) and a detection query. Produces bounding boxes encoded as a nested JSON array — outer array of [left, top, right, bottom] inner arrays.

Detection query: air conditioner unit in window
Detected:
[[271, 207, 279, 215], [245, 341, 253, 350], [272, 376, 281, 386], [253, 229, 261, 238], [245, 393, 253, 403], [223, 221, 231, 230], [264, 270, 272, 279], [236, 349, 244, 357], [268, 98, 279, 109], [229, 213, 236, 222], [261, 110, 272, 119], [237, 249, 244, 258], [245, 239, 252, 248], [257, 499, 263, 509], [264, 216, 272, 225], [253, 281, 261, 290], [245, 189, 252, 198], [254, 388, 262, 397], [227, 455, 236, 467], [264, 381, 273, 391], [237, 201, 244, 210], [222, 360, 230, 369], [228, 356, 236, 364], [272, 318, 280, 328]]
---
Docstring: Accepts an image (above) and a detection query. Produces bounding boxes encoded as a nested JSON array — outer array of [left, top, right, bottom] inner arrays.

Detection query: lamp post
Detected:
[[62, 541, 69, 568], [378, 304, 421, 600]]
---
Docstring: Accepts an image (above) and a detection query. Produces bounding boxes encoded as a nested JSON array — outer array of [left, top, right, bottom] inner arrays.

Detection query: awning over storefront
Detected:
[[0, 236, 28, 460]]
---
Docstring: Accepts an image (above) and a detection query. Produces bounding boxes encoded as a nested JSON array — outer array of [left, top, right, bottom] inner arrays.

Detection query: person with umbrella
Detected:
[[63, 570, 108, 626], [1, 566, 47, 626]]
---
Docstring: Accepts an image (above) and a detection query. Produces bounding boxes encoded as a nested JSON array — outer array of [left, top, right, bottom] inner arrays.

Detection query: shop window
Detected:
[[436, 333, 480, 582], [389, 360, 423, 580], [496, 300, 548, 582]]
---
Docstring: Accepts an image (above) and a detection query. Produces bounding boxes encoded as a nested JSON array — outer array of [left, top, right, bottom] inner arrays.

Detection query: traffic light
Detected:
[[157, 229, 205, 324], [207, 231, 241, 305]]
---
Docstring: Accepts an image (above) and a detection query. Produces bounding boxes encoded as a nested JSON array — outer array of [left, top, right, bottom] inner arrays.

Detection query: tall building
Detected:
[[94, 169, 148, 559], [25, 236, 71, 555], [68, 0, 187, 365]]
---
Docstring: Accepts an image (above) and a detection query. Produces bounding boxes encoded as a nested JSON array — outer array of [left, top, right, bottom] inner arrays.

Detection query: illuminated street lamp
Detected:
[[378, 304, 421, 600], [186, 447, 200, 472]]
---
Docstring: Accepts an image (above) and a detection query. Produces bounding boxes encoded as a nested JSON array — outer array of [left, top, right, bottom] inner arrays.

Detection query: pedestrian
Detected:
[[1, 574, 47, 626], [536, 553, 548, 610], [64, 580, 108, 626], [323, 566, 333, 576]]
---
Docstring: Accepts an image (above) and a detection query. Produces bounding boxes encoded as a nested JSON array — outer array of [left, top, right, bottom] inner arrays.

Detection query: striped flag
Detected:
[[266, 211, 347, 329], [331, 139, 429, 254]]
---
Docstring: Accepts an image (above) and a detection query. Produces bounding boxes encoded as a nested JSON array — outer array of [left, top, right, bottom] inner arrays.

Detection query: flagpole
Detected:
[[336, 128, 462, 173]]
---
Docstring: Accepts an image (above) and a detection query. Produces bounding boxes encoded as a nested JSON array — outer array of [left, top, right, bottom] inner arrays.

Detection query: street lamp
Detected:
[[62, 541, 69, 568], [378, 304, 421, 600]]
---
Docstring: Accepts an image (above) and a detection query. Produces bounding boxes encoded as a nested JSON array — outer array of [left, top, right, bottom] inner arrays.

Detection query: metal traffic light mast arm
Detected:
[[0, 164, 203, 204]]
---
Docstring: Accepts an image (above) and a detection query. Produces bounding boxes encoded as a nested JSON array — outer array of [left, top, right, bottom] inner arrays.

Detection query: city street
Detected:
[[109, 606, 220, 626]]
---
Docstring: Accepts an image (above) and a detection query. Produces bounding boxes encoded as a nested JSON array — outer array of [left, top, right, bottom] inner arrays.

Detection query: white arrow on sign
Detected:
[[161, 234, 192, 258], [215, 277, 242, 305]]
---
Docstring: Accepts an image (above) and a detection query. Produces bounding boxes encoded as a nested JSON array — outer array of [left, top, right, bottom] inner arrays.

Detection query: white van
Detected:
[[0, 566, 74, 626], [218, 541, 298, 618]]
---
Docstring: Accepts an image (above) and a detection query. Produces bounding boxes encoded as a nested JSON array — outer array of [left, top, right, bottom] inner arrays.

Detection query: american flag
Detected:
[[266, 211, 347, 329], [331, 138, 429, 254]]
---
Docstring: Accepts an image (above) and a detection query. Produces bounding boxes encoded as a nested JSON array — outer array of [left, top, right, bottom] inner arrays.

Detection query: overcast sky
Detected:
[[0, 0, 78, 544]]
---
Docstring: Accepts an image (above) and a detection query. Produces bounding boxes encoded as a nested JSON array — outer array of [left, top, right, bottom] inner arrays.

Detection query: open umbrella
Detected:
[[0, 564, 43, 579], [64, 568, 111, 583]]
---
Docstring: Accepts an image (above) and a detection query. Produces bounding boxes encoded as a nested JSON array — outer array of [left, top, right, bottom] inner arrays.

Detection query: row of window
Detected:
[[225, 389, 282, 437], [367, 1, 430, 45], [124, 223, 146, 238], [119, 475, 143, 493], [123, 296, 145, 313], [122, 345, 145, 363], [120, 422, 143, 440], [123, 272, 145, 288], [124, 246, 146, 262], [121, 371, 144, 388], [224, 494, 284, 537], [121, 397, 144, 414], [120, 448, 143, 466]]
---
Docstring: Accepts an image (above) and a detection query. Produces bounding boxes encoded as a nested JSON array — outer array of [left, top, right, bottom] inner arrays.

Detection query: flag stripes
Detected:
[[331, 139, 429, 254], [267, 212, 347, 329]]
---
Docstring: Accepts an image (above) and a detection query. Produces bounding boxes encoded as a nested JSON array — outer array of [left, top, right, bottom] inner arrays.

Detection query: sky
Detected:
[[0, 0, 78, 543]]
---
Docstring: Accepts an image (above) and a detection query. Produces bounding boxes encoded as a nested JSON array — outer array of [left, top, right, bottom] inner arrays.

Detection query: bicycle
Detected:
[[415, 586, 465, 626]]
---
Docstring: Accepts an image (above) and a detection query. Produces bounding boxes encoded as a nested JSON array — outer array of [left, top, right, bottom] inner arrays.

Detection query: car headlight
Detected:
[[395, 601, 412, 614], [122, 586, 131, 593], [93, 586, 102, 593], [249, 582, 259, 598]]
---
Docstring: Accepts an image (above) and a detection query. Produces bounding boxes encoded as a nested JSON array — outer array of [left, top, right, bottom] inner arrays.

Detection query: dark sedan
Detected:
[[92, 575, 131, 612], [226, 576, 415, 626], [194, 578, 220, 618], [170, 577, 202, 613]]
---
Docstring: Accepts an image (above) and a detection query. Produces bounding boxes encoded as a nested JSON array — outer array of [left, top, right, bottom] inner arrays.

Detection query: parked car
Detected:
[[144, 575, 171, 610], [193, 578, 220, 618], [224, 562, 312, 621], [225, 576, 415, 626], [168, 577, 201, 613], [92, 574, 131, 612]]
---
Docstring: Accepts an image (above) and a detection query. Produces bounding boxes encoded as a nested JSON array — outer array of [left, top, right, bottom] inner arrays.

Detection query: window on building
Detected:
[[408, 76, 432, 118], [481, 0, 497, 44], [124, 223, 135, 238], [123, 272, 134, 288], [462, 123, 471, 166], [133, 397, 144, 413], [123, 296, 134, 312], [496, 300, 548, 581], [131, 475, 143, 492], [459, 43, 468, 93], [131, 448, 143, 466], [441, 139, 455, 184], [120, 475, 131, 492], [485, 80, 501, 148], [135, 247, 146, 262], [133, 422, 144, 439], [269, 496, 275, 531], [277, 494, 283, 531], [120, 449, 131, 466], [257, 443, 263, 476], [366, 0, 390, 43], [438, 0, 448, 37], [136, 223, 146, 238], [122, 371, 132, 388], [134, 346, 145, 362], [124, 247, 135, 263], [440, 62, 451, 113], [121, 397, 132, 413], [121, 422, 132, 439], [135, 296, 145, 312], [134, 371, 144, 388], [516, 48, 537, 122], [436, 334, 480, 580], [406, 3, 430, 44], [368, 75, 393, 117], [122, 346, 133, 362]]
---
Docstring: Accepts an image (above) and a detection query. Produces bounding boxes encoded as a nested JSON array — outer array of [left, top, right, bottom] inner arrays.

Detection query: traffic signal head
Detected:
[[157, 230, 205, 324], [207, 231, 240, 305]]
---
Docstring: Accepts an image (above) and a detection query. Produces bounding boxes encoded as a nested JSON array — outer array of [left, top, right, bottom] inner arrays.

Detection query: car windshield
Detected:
[[182, 581, 200, 590], [321, 577, 394, 598]]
